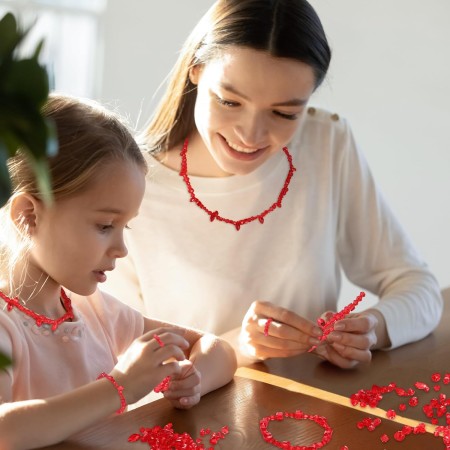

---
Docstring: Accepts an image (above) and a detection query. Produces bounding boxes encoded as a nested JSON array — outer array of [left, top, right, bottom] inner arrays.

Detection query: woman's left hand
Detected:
[[163, 359, 201, 409], [314, 311, 379, 369]]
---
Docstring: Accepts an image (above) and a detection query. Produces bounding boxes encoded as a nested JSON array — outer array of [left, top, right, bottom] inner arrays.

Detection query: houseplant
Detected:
[[0, 11, 55, 370]]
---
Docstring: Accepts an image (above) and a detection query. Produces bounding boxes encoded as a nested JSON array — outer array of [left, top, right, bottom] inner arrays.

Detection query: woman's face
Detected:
[[189, 46, 316, 177]]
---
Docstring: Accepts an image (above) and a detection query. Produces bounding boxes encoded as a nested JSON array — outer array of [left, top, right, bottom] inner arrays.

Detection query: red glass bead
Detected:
[[414, 381, 430, 392], [386, 409, 396, 419], [393, 431, 405, 442], [409, 396, 419, 407], [398, 403, 407, 411], [432, 373, 442, 383], [380, 434, 389, 443]]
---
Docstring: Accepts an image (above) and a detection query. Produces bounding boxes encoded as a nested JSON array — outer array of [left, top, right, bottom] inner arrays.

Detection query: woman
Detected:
[[105, 0, 442, 368]]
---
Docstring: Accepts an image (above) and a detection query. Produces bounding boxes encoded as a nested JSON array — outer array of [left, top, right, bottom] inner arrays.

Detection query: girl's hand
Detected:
[[111, 327, 189, 404], [314, 312, 379, 369], [239, 300, 322, 360], [163, 359, 201, 409]]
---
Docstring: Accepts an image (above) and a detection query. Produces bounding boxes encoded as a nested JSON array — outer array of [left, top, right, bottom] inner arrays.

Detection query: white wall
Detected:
[[100, 1, 450, 304]]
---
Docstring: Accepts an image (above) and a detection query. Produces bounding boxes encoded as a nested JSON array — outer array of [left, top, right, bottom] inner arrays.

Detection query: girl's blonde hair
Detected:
[[142, 0, 331, 154], [0, 93, 146, 291]]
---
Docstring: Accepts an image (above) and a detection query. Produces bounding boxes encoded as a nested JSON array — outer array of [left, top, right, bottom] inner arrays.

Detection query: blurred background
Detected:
[[2, 0, 449, 307]]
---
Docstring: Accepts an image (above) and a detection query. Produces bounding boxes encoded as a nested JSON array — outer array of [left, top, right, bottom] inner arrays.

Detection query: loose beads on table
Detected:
[[308, 292, 365, 353], [128, 423, 229, 449], [351, 372, 450, 448]]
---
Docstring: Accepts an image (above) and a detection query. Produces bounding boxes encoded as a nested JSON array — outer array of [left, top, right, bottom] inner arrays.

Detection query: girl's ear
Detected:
[[9, 193, 41, 236], [189, 64, 203, 85]]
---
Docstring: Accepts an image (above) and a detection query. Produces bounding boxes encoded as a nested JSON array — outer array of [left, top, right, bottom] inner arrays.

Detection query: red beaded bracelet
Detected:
[[97, 372, 127, 414]]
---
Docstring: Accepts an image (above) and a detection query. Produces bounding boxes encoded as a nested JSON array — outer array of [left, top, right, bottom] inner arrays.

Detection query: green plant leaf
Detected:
[[0, 11, 54, 207], [0, 142, 11, 205], [0, 350, 12, 371], [0, 13, 21, 60]]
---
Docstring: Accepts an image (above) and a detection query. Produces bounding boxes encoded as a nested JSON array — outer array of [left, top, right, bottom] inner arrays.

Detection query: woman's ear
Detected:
[[189, 64, 203, 85], [9, 193, 41, 236]]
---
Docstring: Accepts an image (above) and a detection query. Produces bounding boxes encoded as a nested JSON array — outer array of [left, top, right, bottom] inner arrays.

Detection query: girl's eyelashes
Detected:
[[97, 224, 113, 233]]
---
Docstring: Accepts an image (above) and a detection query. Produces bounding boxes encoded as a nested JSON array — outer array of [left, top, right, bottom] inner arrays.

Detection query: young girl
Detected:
[[104, 0, 443, 368], [0, 94, 237, 450]]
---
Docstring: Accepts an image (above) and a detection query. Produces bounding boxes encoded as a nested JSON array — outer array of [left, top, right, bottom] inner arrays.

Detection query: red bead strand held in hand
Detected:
[[153, 333, 171, 393], [0, 288, 74, 331], [308, 291, 365, 353], [179, 138, 297, 230]]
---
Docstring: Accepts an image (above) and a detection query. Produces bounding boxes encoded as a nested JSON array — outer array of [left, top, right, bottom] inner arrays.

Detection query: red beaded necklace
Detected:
[[179, 138, 297, 230], [0, 287, 74, 331]]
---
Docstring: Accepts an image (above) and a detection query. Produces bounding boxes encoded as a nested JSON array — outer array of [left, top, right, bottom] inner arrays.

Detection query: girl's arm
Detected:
[[143, 317, 237, 399], [0, 328, 189, 450], [0, 376, 127, 450]]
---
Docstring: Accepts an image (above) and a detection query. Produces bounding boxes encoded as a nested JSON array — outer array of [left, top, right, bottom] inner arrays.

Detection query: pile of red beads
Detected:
[[308, 292, 365, 353], [350, 372, 450, 448], [259, 410, 333, 449], [128, 423, 229, 449]]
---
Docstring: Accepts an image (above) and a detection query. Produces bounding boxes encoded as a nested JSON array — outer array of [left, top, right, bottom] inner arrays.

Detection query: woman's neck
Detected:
[[156, 132, 231, 178]]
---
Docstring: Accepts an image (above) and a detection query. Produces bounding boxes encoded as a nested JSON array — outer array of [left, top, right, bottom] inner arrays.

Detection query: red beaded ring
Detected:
[[264, 318, 274, 337], [154, 334, 164, 347]]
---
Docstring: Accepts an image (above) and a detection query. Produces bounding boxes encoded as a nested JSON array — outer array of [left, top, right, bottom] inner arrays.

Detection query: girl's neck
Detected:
[[3, 267, 65, 319]]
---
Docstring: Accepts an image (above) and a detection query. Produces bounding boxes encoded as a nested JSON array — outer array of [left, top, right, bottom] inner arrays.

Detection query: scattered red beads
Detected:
[[308, 292, 365, 353], [357, 417, 381, 431], [350, 371, 450, 448], [128, 423, 229, 449], [259, 410, 333, 449]]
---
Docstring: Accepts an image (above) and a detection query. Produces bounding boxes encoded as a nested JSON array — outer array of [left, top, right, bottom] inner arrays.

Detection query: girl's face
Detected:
[[29, 160, 145, 296], [189, 47, 316, 177]]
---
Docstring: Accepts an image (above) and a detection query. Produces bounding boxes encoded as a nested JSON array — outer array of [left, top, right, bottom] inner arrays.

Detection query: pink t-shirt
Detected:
[[0, 289, 143, 401]]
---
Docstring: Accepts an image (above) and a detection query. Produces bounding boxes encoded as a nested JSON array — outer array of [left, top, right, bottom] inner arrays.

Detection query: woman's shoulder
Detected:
[[291, 106, 353, 150], [303, 106, 349, 130]]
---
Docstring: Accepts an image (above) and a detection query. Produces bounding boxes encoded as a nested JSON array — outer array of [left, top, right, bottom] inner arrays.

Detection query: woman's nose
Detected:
[[235, 112, 268, 147]]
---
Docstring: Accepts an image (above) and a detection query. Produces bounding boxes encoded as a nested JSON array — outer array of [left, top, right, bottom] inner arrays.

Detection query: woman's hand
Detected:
[[314, 311, 380, 369], [163, 359, 201, 409], [112, 327, 189, 405], [239, 300, 323, 360]]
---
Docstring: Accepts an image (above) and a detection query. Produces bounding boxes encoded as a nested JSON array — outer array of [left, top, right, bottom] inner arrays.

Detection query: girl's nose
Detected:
[[110, 235, 128, 259]]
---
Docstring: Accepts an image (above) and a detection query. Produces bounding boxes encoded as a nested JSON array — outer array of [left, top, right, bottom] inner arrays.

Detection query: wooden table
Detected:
[[42, 288, 449, 450]]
